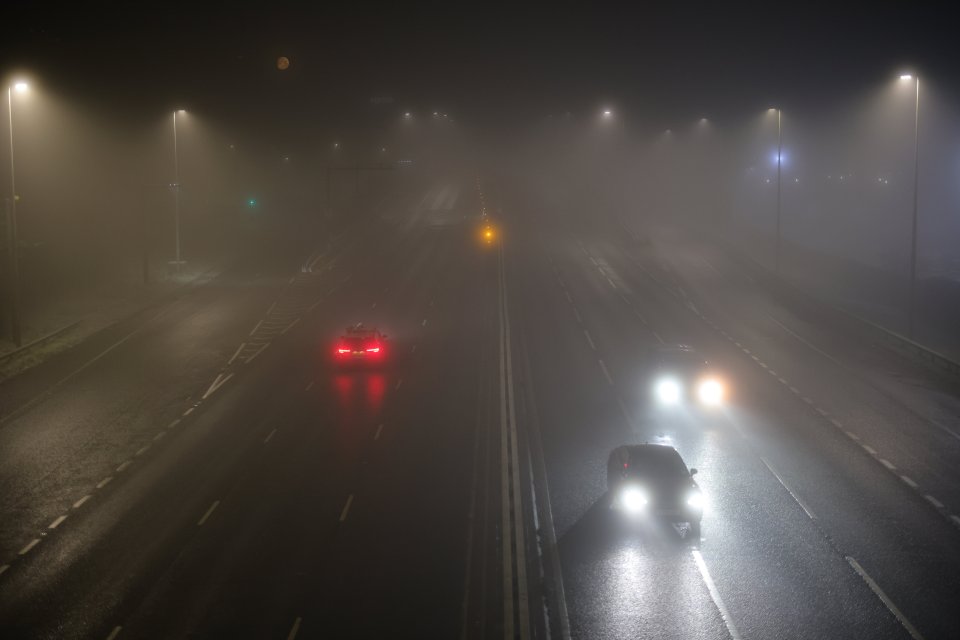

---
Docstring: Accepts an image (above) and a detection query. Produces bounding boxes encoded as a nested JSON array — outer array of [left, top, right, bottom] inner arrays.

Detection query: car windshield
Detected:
[[657, 351, 707, 371], [629, 449, 689, 478]]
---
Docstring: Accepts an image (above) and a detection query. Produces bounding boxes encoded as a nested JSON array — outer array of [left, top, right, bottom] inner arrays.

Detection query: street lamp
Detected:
[[171, 109, 187, 272], [899, 73, 921, 336], [5, 80, 29, 345], [771, 108, 783, 274]]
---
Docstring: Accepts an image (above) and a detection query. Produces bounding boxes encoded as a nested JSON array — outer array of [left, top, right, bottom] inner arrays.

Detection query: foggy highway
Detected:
[[0, 167, 957, 639], [4, 3, 960, 639]]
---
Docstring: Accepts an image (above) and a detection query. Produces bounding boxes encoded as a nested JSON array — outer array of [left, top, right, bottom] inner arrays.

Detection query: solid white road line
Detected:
[[73, 495, 92, 509], [49, 515, 67, 529], [246, 342, 269, 363], [846, 556, 925, 640], [105, 626, 122, 640], [339, 494, 354, 522], [18, 539, 40, 555], [202, 372, 234, 399], [692, 549, 743, 640], [281, 318, 301, 335], [286, 617, 302, 640], [760, 456, 817, 520], [197, 500, 220, 526], [227, 343, 246, 365]]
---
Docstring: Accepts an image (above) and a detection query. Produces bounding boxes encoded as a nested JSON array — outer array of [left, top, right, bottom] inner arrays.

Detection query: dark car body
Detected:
[[606, 443, 703, 539], [333, 325, 388, 365]]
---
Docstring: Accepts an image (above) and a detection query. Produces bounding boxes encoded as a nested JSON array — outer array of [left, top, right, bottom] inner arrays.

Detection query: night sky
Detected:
[[4, 2, 958, 139]]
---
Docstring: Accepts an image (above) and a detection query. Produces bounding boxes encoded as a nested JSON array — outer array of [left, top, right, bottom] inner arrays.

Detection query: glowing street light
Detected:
[[5, 80, 29, 345], [602, 109, 613, 118]]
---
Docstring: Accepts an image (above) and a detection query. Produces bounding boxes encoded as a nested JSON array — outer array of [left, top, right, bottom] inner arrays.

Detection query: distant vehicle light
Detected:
[[655, 378, 681, 404], [622, 487, 649, 514], [697, 379, 724, 406], [366, 347, 381, 353]]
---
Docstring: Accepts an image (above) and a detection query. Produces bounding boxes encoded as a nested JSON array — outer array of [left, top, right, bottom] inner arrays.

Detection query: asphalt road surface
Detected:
[[1, 168, 959, 640]]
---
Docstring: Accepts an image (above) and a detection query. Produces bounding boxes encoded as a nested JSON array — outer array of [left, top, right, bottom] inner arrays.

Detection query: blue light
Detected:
[[771, 151, 787, 166]]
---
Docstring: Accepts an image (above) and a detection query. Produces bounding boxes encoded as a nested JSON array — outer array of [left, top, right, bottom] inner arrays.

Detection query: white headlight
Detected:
[[655, 378, 681, 404], [622, 487, 649, 513], [686, 491, 705, 509], [697, 379, 724, 406]]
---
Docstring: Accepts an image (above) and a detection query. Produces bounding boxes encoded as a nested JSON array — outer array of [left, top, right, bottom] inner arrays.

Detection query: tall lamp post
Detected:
[[5, 81, 28, 346], [171, 109, 186, 273], [773, 108, 783, 274], [900, 74, 920, 337]]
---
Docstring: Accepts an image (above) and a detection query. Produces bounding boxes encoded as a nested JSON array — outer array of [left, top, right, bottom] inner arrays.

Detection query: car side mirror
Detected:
[[689, 468, 698, 476]]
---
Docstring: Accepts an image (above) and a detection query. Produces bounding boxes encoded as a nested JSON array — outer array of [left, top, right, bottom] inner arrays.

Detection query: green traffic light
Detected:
[[247, 198, 257, 207]]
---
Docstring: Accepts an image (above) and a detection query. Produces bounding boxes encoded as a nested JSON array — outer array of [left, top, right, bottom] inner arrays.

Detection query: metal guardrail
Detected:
[[708, 230, 960, 379], [0, 320, 83, 364]]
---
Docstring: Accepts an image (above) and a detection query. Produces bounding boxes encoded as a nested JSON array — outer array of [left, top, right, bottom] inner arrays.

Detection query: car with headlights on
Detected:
[[607, 443, 703, 540], [647, 344, 725, 409]]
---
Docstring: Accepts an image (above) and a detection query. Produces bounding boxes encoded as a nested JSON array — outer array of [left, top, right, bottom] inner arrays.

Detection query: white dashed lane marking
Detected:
[[286, 617, 303, 640], [73, 495, 92, 509], [598, 360, 614, 386], [339, 495, 354, 522], [18, 539, 40, 555], [583, 330, 596, 351], [197, 500, 220, 526], [48, 515, 67, 529]]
